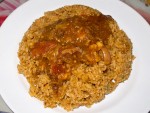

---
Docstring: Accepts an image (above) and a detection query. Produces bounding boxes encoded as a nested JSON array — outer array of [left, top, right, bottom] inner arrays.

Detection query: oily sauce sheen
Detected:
[[30, 15, 112, 92]]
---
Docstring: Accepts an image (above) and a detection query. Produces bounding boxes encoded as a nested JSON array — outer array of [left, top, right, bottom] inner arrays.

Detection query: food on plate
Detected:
[[18, 5, 134, 111]]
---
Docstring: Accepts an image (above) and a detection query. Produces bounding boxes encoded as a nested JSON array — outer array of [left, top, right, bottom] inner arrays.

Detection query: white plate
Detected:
[[0, 0, 150, 113]]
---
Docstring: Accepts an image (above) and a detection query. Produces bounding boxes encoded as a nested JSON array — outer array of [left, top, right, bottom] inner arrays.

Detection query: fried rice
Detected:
[[17, 5, 134, 111]]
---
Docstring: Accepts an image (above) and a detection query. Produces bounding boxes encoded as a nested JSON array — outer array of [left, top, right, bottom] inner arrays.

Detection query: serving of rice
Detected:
[[17, 5, 134, 111]]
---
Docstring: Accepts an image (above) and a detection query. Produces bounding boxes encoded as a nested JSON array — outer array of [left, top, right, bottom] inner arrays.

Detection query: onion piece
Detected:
[[61, 47, 82, 55], [101, 46, 111, 64]]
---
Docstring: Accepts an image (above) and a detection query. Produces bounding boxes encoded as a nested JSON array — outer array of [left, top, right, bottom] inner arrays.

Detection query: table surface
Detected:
[[0, 0, 149, 113]]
